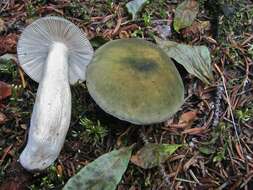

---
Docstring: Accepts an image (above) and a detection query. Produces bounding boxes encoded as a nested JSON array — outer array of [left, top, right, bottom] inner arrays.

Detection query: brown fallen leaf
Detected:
[[166, 111, 197, 130], [181, 20, 210, 38], [56, 164, 64, 177], [0, 112, 7, 124], [0, 81, 12, 100], [0, 33, 18, 54], [182, 127, 208, 135], [179, 111, 197, 126]]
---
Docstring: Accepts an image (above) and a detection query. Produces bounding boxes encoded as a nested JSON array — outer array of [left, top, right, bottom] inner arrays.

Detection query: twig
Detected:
[[175, 178, 197, 184], [18, 68, 26, 89], [189, 169, 201, 185], [212, 84, 224, 127], [159, 164, 171, 187], [139, 127, 149, 145], [0, 144, 13, 166], [214, 64, 245, 160]]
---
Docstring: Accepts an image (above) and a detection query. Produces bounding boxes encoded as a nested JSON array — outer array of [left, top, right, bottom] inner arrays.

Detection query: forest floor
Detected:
[[0, 0, 253, 189]]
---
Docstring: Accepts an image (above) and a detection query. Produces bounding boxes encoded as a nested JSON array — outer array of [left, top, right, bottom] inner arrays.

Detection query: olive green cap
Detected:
[[86, 38, 184, 125]]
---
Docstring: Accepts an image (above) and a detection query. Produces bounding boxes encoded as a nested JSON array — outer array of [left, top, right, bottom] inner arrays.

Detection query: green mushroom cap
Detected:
[[86, 38, 184, 125]]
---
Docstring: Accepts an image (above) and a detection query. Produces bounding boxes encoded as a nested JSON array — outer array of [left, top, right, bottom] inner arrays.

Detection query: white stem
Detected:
[[20, 42, 71, 171]]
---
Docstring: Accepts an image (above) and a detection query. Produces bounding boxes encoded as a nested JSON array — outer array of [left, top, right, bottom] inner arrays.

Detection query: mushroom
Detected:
[[17, 16, 93, 170], [86, 38, 184, 125]]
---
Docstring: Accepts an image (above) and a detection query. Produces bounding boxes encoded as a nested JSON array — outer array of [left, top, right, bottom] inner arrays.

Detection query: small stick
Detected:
[[18, 68, 26, 89], [212, 84, 224, 128], [159, 164, 171, 187], [214, 64, 245, 160]]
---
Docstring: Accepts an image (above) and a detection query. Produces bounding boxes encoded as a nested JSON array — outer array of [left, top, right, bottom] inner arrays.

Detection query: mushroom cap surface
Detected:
[[86, 38, 184, 125], [17, 16, 93, 84]]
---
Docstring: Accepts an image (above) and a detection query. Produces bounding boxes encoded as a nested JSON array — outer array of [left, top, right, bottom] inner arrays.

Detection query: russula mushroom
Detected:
[[86, 38, 184, 125], [17, 16, 93, 170]]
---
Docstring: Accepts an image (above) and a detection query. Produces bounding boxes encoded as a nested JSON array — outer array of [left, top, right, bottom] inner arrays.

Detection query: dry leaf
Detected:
[[179, 111, 197, 127], [0, 81, 12, 100], [182, 127, 208, 135], [126, 0, 147, 20], [131, 143, 182, 169], [0, 33, 18, 54], [173, 0, 199, 32], [155, 37, 214, 84], [181, 20, 210, 38], [0, 112, 7, 124]]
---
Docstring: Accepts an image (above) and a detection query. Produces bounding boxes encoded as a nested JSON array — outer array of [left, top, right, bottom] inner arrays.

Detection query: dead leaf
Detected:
[[173, 0, 199, 32], [182, 127, 208, 135], [0, 33, 18, 54], [0, 81, 12, 100], [179, 111, 197, 125], [155, 37, 214, 84], [126, 0, 147, 20], [181, 20, 210, 38], [56, 164, 63, 177], [0, 53, 17, 62], [63, 146, 133, 190], [131, 143, 182, 169], [0, 112, 7, 124]]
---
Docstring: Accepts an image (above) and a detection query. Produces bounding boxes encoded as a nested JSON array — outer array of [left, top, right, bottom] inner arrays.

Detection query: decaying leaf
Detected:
[[0, 18, 6, 33], [0, 81, 11, 100], [63, 146, 133, 190], [155, 37, 214, 84], [126, 0, 147, 20], [0, 33, 18, 54], [131, 143, 182, 169], [181, 20, 210, 38], [179, 111, 197, 128], [173, 0, 199, 32], [0, 112, 7, 124], [0, 54, 17, 62]]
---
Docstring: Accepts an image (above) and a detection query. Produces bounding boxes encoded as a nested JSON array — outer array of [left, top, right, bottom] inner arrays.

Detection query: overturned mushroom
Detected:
[[17, 17, 93, 170], [86, 38, 184, 125]]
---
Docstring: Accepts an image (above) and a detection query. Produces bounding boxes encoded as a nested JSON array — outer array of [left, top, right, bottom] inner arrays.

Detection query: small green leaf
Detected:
[[173, 0, 199, 32], [199, 146, 215, 155], [156, 38, 214, 84], [126, 0, 147, 20], [63, 146, 133, 190], [131, 143, 182, 169]]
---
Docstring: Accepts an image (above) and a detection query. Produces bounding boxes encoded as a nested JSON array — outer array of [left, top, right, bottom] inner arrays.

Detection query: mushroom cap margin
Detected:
[[17, 16, 94, 84]]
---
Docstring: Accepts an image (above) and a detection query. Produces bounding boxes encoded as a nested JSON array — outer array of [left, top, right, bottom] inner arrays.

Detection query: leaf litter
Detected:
[[0, 0, 253, 189]]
